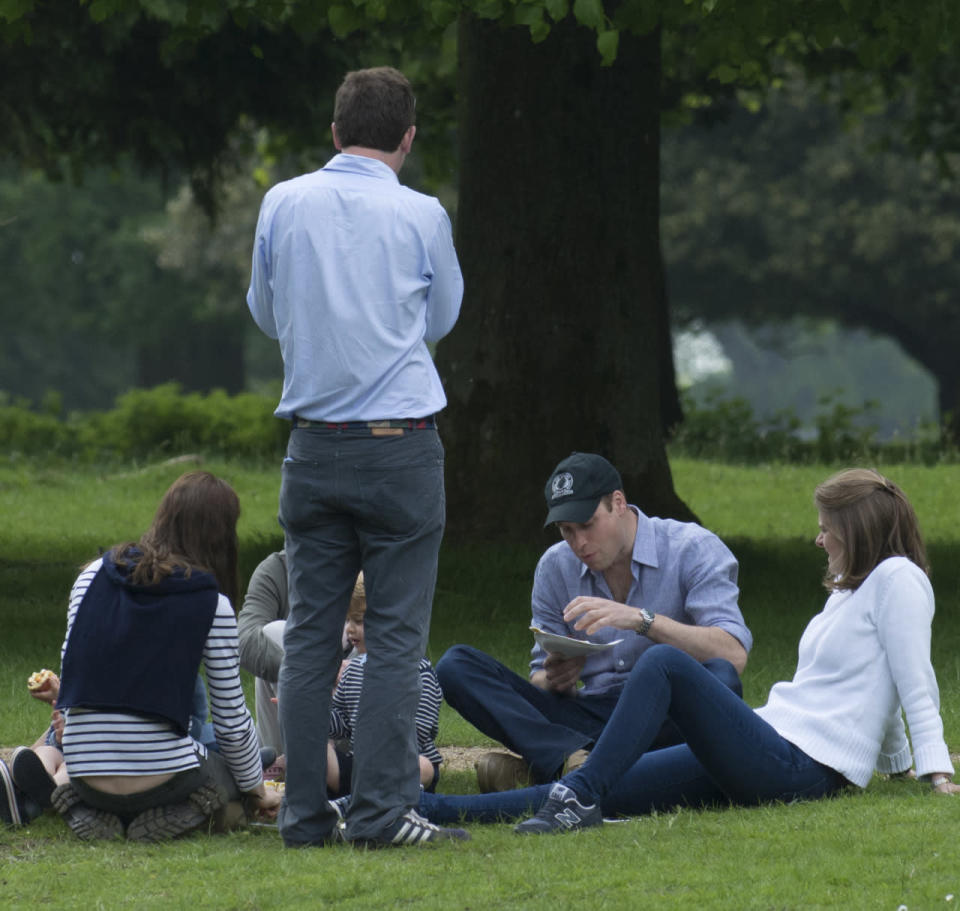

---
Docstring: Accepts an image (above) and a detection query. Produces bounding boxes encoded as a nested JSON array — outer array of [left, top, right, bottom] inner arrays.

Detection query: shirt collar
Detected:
[[631, 506, 659, 569], [323, 152, 400, 183]]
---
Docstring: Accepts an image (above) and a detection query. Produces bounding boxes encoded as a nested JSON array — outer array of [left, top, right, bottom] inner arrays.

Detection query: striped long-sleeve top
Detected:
[[60, 558, 262, 792], [329, 654, 443, 769]]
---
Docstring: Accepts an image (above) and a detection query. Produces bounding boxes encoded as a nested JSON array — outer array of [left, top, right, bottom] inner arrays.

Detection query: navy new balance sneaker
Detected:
[[514, 782, 603, 835]]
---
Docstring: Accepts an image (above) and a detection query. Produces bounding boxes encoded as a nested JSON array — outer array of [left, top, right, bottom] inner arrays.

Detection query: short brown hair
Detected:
[[111, 471, 241, 608], [347, 572, 366, 622], [814, 468, 928, 591], [333, 67, 415, 152]]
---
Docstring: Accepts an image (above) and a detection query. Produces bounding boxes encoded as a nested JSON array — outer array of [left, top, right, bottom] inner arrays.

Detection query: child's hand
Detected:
[[246, 784, 282, 819]]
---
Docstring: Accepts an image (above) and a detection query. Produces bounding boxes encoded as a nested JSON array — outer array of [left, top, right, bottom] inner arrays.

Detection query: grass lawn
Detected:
[[2, 456, 960, 909]]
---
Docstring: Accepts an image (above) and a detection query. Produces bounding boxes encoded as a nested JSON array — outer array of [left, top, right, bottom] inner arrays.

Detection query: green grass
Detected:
[[3, 457, 960, 909]]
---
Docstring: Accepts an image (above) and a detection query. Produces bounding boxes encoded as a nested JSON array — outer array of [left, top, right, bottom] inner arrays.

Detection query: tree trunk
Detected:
[[436, 13, 691, 542]]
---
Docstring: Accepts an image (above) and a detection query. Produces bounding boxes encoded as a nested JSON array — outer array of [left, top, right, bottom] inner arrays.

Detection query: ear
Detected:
[[399, 124, 416, 155], [612, 490, 628, 513], [331, 123, 342, 151]]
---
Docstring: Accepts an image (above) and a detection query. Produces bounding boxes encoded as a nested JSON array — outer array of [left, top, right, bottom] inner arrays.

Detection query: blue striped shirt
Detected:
[[531, 507, 752, 695], [247, 153, 463, 422]]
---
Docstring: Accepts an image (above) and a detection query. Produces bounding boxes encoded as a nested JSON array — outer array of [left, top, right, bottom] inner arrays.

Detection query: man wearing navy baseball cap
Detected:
[[437, 452, 753, 793]]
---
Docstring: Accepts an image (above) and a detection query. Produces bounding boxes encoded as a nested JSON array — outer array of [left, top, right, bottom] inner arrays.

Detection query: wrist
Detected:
[[636, 608, 655, 637]]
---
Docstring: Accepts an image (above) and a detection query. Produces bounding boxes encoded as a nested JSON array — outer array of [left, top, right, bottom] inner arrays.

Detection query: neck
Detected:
[[603, 508, 638, 602]]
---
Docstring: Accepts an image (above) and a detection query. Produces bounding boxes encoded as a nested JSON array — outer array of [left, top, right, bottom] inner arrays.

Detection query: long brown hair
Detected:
[[111, 471, 241, 608], [814, 468, 928, 591]]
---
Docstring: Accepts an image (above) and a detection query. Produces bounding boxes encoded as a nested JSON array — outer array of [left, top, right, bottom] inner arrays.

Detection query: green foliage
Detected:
[[661, 75, 960, 434], [670, 388, 954, 464], [0, 392, 72, 456], [0, 383, 289, 463]]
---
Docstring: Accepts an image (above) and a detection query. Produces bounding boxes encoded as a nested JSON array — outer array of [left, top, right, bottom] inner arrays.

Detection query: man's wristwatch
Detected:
[[637, 608, 655, 637]]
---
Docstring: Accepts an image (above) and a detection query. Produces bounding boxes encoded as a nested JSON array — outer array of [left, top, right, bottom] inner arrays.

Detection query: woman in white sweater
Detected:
[[419, 468, 959, 831]]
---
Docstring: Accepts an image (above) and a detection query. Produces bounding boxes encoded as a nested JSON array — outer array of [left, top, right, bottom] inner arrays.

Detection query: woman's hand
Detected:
[[28, 670, 60, 705]]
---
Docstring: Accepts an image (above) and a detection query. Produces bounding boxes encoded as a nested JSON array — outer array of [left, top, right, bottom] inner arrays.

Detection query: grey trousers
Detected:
[[276, 425, 444, 844]]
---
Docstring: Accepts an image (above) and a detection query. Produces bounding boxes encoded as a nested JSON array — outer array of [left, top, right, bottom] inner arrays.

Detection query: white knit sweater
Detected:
[[755, 556, 953, 788]]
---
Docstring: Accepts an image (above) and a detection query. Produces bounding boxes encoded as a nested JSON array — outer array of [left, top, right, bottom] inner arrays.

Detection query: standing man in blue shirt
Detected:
[[247, 67, 466, 847], [437, 452, 753, 792]]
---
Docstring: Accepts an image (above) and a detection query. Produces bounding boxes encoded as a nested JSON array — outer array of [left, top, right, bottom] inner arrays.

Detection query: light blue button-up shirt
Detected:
[[247, 154, 463, 422], [530, 507, 752, 696]]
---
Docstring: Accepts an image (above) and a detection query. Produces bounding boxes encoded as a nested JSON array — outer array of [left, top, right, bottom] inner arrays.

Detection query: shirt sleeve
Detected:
[[205, 597, 263, 793], [875, 564, 952, 778], [415, 661, 443, 762], [246, 194, 279, 340], [529, 550, 574, 676], [675, 531, 752, 653], [237, 553, 287, 681], [422, 208, 463, 343], [329, 682, 352, 742], [61, 561, 101, 668]]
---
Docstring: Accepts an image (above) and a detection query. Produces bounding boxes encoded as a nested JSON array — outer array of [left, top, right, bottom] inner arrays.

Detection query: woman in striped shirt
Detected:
[[51, 471, 280, 841]]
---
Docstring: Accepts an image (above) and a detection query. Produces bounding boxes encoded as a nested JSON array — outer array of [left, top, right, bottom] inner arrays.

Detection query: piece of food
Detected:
[[27, 668, 56, 692]]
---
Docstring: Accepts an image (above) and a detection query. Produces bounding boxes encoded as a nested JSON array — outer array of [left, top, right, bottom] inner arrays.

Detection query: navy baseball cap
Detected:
[[543, 452, 623, 526]]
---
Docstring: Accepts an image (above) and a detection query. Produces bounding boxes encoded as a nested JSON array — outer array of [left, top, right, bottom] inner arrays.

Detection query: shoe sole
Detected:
[[50, 784, 124, 840], [127, 803, 209, 842], [11, 747, 56, 809], [126, 781, 227, 842]]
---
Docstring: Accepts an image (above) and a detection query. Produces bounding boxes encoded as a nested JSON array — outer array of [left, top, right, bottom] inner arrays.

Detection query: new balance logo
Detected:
[[554, 807, 582, 828]]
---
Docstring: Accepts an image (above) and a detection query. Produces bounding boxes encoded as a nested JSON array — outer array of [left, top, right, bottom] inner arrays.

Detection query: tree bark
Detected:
[[437, 13, 692, 542]]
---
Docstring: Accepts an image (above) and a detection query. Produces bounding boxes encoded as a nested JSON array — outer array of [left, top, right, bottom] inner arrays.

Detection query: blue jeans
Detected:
[[277, 426, 445, 844], [435, 644, 742, 782], [420, 645, 845, 824], [189, 674, 217, 752]]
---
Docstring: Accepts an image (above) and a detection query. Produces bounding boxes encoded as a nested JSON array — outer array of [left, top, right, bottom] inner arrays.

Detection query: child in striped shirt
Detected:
[[327, 574, 443, 797]]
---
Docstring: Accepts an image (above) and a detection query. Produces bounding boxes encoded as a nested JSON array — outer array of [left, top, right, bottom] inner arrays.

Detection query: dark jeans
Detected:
[[277, 426, 445, 844], [420, 645, 845, 824], [435, 643, 742, 782]]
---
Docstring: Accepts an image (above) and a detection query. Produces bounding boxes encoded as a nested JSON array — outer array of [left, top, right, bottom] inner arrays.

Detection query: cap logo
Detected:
[[551, 472, 574, 501]]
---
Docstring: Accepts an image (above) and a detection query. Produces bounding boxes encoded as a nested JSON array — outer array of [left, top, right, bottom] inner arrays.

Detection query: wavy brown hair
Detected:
[[814, 468, 928, 591], [110, 471, 241, 608]]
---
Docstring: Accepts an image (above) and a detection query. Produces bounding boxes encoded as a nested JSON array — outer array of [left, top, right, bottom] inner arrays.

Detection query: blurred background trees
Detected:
[[3, 0, 960, 534]]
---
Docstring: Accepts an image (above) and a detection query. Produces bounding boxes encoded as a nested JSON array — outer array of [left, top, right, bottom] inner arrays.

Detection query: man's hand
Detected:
[[564, 596, 642, 635], [541, 653, 586, 693]]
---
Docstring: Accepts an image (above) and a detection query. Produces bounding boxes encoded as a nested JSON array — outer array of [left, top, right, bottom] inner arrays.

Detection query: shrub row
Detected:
[[669, 389, 955, 464], [1, 384, 289, 462], [1, 384, 954, 465]]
